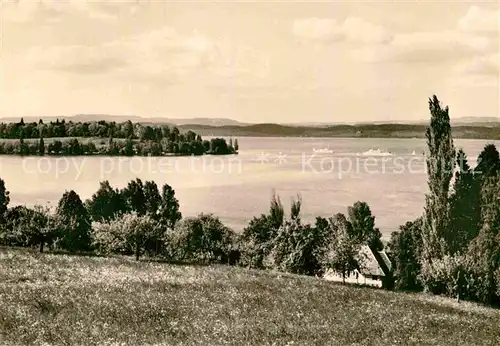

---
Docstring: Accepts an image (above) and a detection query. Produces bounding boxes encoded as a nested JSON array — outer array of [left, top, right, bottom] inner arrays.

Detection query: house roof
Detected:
[[358, 245, 392, 277]]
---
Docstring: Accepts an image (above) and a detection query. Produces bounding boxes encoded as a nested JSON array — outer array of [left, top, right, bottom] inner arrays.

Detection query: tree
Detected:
[[0, 178, 10, 220], [234, 138, 239, 151], [143, 181, 162, 216], [240, 191, 284, 268], [121, 179, 146, 215], [388, 218, 423, 290], [347, 201, 383, 250], [475, 144, 500, 180], [421, 95, 455, 274], [464, 175, 500, 304], [269, 191, 284, 229], [158, 183, 182, 230], [85, 181, 127, 222], [320, 213, 362, 283], [56, 190, 92, 251], [124, 120, 134, 138], [124, 138, 134, 156], [39, 136, 45, 155], [447, 150, 481, 254], [240, 214, 275, 268], [266, 198, 328, 276], [93, 212, 158, 260], [167, 214, 236, 264], [19, 206, 57, 253]]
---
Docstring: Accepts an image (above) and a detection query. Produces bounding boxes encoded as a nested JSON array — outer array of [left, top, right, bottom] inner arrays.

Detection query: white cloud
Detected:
[[342, 17, 392, 44], [292, 18, 343, 42], [388, 31, 490, 62], [300, 7, 496, 64], [25, 44, 126, 74], [292, 17, 392, 44], [458, 6, 500, 34], [454, 54, 500, 76], [20, 26, 275, 92], [351, 28, 492, 64], [1, 0, 118, 23]]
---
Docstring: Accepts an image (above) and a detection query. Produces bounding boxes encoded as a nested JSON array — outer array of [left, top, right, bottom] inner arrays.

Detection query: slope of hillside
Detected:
[[1, 247, 499, 346]]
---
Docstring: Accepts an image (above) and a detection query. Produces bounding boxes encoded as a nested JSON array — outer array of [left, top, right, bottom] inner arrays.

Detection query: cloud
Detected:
[[21, 26, 274, 92], [342, 17, 393, 44], [305, 6, 496, 64], [458, 6, 500, 34], [292, 18, 343, 42], [1, 0, 118, 23], [454, 54, 500, 76], [25, 45, 127, 74], [386, 31, 490, 63], [292, 17, 392, 44]]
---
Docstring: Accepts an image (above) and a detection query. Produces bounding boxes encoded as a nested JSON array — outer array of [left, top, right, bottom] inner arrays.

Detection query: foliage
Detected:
[[418, 254, 466, 298], [56, 190, 92, 252], [240, 192, 284, 268], [143, 181, 162, 217], [0, 178, 10, 219], [421, 95, 456, 289], [0, 119, 238, 156], [93, 212, 159, 260], [85, 181, 127, 222], [319, 213, 363, 282], [447, 150, 480, 254], [347, 201, 383, 250], [121, 179, 147, 215], [388, 218, 423, 291], [475, 144, 500, 179], [157, 183, 182, 230], [265, 196, 328, 276], [166, 214, 236, 264], [0, 206, 58, 252]]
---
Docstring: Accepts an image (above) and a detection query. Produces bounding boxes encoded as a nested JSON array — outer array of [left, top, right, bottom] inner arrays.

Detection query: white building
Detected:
[[323, 245, 393, 288]]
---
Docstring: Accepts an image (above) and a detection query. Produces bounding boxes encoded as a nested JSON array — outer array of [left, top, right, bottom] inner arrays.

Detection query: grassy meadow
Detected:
[[1, 247, 499, 346]]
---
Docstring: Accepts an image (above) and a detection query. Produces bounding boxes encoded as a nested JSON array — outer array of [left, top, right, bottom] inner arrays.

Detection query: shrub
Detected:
[[166, 214, 236, 264], [418, 254, 466, 299], [92, 213, 159, 260]]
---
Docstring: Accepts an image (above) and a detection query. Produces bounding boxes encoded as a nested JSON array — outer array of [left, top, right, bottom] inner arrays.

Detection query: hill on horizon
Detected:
[[0, 114, 498, 127]]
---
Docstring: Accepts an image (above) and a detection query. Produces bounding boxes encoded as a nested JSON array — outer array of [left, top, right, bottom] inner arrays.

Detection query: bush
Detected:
[[419, 255, 466, 299], [166, 214, 236, 264], [92, 213, 159, 260]]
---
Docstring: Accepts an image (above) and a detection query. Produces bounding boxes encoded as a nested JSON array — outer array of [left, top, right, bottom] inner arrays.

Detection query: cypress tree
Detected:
[[39, 136, 45, 156]]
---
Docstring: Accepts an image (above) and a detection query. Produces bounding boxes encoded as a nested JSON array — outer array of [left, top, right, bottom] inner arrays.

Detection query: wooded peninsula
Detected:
[[0, 119, 238, 156]]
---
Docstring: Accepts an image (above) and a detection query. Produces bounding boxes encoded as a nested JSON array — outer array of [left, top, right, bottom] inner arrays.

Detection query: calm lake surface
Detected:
[[1, 137, 497, 237]]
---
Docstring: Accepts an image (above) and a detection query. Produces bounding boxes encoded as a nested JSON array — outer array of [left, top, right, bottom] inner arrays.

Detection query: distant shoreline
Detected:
[[178, 123, 500, 140]]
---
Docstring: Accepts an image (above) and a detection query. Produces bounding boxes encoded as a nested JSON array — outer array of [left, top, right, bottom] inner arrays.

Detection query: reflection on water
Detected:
[[0, 137, 496, 236]]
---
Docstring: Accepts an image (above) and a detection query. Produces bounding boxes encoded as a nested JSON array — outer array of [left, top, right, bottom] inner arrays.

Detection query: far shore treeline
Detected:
[[0, 119, 239, 156], [0, 95, 499, 307]]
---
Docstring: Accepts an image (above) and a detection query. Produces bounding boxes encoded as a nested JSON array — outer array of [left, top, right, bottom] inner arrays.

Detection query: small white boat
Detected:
[[411, 150, 416, 156], [359, 148, 394, 157], [313, 148, 333, 154]]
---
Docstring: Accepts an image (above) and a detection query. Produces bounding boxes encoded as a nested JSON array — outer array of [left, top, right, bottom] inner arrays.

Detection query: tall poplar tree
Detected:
[[421, 96, 455, 274]]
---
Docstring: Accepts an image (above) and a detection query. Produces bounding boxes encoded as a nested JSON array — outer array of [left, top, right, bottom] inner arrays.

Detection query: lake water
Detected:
[[0, 137, 497, 237]]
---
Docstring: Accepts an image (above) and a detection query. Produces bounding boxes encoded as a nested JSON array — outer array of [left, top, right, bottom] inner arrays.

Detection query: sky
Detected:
[[0, 0, 499, 123]]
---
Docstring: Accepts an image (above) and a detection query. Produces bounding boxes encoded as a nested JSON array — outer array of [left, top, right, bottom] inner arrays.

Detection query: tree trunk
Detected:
[[39, 241, 44, 253]]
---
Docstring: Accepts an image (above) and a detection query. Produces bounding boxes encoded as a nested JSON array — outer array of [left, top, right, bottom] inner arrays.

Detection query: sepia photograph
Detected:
[[0, 0, 499, 345]]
